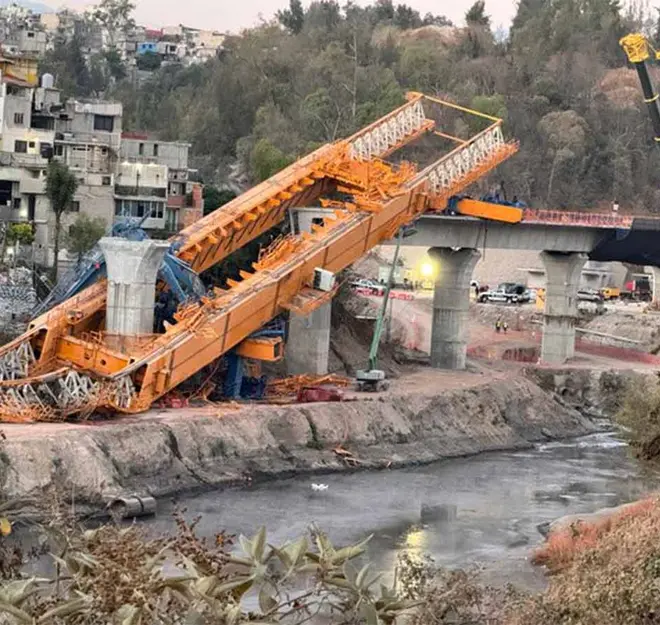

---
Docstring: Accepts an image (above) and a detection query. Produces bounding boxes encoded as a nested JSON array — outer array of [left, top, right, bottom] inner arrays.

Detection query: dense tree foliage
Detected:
[[104, 0, 660, 210], [66, 214, 106, 262], [45, 161, 78, 280], [203, 185, 236, 215]]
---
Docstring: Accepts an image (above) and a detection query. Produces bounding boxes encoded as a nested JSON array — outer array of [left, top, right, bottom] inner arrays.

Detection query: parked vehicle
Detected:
[[349, 278, 385, 295], [578, 299, 605, 315], [577, 289, 603, 302], [478, 282, 530, 304], [600, 287, 620, 300], [621, 278, 652, 302]]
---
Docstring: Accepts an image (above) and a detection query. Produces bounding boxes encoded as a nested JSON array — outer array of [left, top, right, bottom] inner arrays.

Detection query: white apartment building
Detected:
[[0, 57, 203, 268], [114, 162, 168, 230], [0, 73, 56, 265]]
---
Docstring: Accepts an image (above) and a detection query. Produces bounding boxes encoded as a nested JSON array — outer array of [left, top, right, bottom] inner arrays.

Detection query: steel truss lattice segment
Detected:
[[426, 124, 509, 195], [0, 369, 137, 421], [112, 376, 136, 410], [0, 340, 35, 381], [348, 99, 428, 161]]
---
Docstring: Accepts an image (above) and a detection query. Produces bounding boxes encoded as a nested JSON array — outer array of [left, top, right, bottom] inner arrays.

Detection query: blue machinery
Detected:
[[34, 218, 205, 319], [223, 317, 287, 400], [35, 217, 283, 401]]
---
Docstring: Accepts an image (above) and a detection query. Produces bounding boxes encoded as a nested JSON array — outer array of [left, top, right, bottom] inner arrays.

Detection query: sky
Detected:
[[56, 0, 518, 33]]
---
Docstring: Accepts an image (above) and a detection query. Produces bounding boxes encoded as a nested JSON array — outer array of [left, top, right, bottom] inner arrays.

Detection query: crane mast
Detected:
[[620, 33, 660, 143]]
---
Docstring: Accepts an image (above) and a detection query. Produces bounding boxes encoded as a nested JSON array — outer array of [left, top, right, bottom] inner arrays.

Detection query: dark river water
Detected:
[[146, 431, 660, 590]]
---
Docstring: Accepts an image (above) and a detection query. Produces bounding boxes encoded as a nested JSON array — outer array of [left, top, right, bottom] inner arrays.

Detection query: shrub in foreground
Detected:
[[531, 498, 656, 573], [0, 512, 418, 624]]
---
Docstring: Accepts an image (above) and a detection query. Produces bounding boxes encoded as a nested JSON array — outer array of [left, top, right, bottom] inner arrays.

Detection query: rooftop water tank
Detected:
[[41, 73, 54, 89]]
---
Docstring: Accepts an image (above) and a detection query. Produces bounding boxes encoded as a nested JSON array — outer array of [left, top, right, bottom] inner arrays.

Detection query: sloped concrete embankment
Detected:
[[0, 378, 595, 508]]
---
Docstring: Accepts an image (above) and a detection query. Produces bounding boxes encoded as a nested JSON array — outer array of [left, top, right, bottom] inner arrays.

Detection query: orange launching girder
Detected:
[[0, 93, 518, 420]]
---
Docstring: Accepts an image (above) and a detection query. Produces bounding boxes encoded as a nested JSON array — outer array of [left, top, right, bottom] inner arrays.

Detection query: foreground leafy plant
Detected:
[[0, 514, 419, 624]]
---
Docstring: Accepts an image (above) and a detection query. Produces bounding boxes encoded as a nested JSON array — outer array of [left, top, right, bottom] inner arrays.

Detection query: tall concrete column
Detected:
[[429, 247, 481, 370], [286, 303, 331, 375], [651, 266, 660, 304], [99, 238, 170, 336], [540, 251, 587, 364]]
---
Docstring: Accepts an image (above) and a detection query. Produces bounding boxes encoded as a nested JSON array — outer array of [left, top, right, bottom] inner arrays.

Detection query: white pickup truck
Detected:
[[478, 282, 531, 304]]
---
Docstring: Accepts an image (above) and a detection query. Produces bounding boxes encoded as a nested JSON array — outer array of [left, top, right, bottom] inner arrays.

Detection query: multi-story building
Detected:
[[51, 99, 123, 264], [0, 5, 47, 57], [0, 56, 54, 265], [120, 133, 202, 232], [0, 52, 203, 267], [114, 161, 168, 230], [16, 29, 47, 57]]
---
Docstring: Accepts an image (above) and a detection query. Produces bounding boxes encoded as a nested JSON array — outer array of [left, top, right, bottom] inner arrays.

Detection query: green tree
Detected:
[[136, 50, 162, 71], [88, 54, 107, 95], [250, 139, 293, 182], [374, 0, 395, 21], [468, 94, 507, 133], [45, 161, 79, 280], [91, 0, 135, 48], [203, 186, 236, 215], [40, 32, 91, 97], [422, 12, 452, 26], [2, 223, 34, 267], [277, 0, 305, 34], [66, 214, 106, 262], [6, 223, 34, 245], [465, 0, 490, 26], [394, 4, 422, 29], [104, 47, 127, 81]]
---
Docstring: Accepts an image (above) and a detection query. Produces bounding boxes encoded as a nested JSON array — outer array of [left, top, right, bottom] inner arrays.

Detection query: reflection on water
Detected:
[[147, 432, 660, 590]]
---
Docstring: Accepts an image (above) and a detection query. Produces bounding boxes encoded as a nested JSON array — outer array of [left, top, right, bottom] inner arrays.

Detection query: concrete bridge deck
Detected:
[[290, 207, 660, 372]]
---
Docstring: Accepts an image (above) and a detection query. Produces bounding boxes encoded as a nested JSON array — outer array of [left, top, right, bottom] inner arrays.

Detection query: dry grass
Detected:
[[509, 497, 660, 625], [531, 498, 657, 573]]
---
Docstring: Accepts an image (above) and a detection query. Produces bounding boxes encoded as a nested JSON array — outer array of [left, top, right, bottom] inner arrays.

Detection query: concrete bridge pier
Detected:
[[651, 266, 660, 304], [540, 251, 587, 364], [429, 247, 481, 370], [99, 238, 170, 336], [286, 303, 332, 376]]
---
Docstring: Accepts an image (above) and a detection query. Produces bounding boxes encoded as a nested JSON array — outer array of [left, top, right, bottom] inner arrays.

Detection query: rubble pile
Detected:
[[0, 267, 36, 339]]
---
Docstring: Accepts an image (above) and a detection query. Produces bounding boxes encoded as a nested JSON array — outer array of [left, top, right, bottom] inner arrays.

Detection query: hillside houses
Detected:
[[0, 4, 224, 67], [0, 53, 203, 268]]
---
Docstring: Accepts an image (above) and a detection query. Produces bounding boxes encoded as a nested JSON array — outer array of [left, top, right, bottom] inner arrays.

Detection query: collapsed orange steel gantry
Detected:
[[0, 93, 518, 421]]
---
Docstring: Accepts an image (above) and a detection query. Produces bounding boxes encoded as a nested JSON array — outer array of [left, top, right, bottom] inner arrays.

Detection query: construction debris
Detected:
[[297, 387, 343, 403], [333, 445, 361, 466], [266, 374, 351, 398]]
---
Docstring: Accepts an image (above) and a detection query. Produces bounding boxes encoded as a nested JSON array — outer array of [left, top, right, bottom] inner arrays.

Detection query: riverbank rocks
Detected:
[[0, 374, 597, 511]]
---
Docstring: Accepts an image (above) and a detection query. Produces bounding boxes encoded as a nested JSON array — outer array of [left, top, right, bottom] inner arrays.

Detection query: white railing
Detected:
[[348, 99, 427, 161], [426, 124, 506, 195]]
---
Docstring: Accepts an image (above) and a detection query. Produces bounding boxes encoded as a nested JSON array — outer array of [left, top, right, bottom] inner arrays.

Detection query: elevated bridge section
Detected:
[[382, 208, 660, 368]]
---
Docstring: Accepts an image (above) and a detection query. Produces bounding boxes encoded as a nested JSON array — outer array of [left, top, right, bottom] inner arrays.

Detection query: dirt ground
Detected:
[[335, 288, 660, 372]]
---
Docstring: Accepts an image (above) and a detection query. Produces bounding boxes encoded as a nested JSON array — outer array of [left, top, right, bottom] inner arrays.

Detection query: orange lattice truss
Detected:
[[0, 92, 518, 421]]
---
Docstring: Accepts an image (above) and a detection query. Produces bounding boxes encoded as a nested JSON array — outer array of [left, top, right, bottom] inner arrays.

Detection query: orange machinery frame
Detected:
[[0, 93, 518, 420]]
